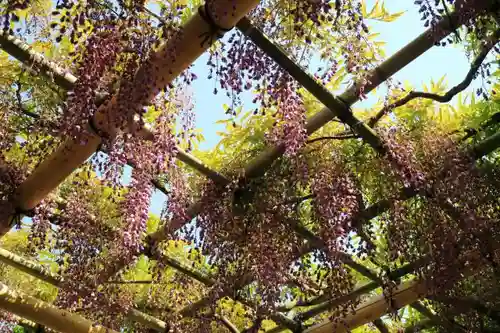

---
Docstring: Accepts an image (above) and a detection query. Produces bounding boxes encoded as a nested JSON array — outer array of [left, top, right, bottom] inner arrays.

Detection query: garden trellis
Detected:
[[0, 0, 500, 332]]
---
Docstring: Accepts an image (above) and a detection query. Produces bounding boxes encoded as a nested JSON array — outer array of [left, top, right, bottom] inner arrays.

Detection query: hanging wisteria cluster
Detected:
[[208, 0, 377, 154], [191, 173, 304, 309], [0, 157, 26, 232], [311, 160, 362, 256], [61, 31, 122, 139], [378, 127, 500, 291]]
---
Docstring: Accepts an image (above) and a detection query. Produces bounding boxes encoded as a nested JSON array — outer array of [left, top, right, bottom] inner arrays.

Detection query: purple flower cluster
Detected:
[[1, 0, 29, 34], [0, 157, 27, 234], [267, 79, 308, 156], [381, 127, 426, 190], [311, 162, 361, 254], [61, 32, 121, 139], [28, 196, 57, 251], [98, 88, 191, 257], [121, 173, 152, 253], [415, 0, 495, 46], [192, 176, 304, 308], [381, 130, 500, 292]]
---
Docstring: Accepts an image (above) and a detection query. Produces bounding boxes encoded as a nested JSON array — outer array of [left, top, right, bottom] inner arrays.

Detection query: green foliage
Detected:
[[0, 1, 499, 332]]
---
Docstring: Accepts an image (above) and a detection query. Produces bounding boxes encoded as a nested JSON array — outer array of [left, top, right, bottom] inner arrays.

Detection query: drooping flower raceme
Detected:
[[61, 31, 122, 140], [311, 161, 361, 255]]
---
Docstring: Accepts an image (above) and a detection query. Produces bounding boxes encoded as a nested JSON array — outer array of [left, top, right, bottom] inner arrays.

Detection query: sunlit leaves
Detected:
[[362, 0, 404, 22]]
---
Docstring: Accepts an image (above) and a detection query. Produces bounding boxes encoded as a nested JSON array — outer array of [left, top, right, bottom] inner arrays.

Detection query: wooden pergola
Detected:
[[1, 0, 500, 332]]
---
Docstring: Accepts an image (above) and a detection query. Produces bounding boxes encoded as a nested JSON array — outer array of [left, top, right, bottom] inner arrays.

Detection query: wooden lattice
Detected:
[[0, 1, 500, 332]]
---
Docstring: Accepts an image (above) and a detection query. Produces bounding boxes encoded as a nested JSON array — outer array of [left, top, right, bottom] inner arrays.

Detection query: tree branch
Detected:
[[410, 301, 466, 333], [306, 134, 358, 144], [368, 30, 500, 128], [105, 280, 155, 284], [430, 295, 500, 326], [215, 314, 241, 333]]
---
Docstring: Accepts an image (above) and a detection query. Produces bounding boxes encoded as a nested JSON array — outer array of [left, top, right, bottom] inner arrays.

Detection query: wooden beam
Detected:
[[404, 307, 468, 333], [0, 248, 168, 332], [303, 279, 427, 333], [0, 32, 229, 186], [152, 0, 495, 237], [236, 17, 384, 153], [0, 282, 118, 333], [2, 0, 260, 233], [372, 318, 390, 333]]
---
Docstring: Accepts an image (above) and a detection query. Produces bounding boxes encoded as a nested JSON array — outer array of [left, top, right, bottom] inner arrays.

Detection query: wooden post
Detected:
[[0, 282, 118, 333], [2, 0, 260, 234]]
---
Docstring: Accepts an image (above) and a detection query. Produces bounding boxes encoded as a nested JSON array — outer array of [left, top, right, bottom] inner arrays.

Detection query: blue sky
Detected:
[[190, 0, 478, 150], [148, 0, 481, 216]]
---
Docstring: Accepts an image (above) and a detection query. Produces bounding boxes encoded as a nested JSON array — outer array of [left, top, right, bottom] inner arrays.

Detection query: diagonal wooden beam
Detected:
[[372, 318, 390, 333], [1, 0, 262, 233], [0, 33, 385, 330], [0, 247, 170, 331], [403, 304, 476, 333], [0, 281, 118, 333], [235, 17, 384, 153], [303, 279, 427, 333], [0, 31, 230, 187], [153, 0, 495, 237]]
